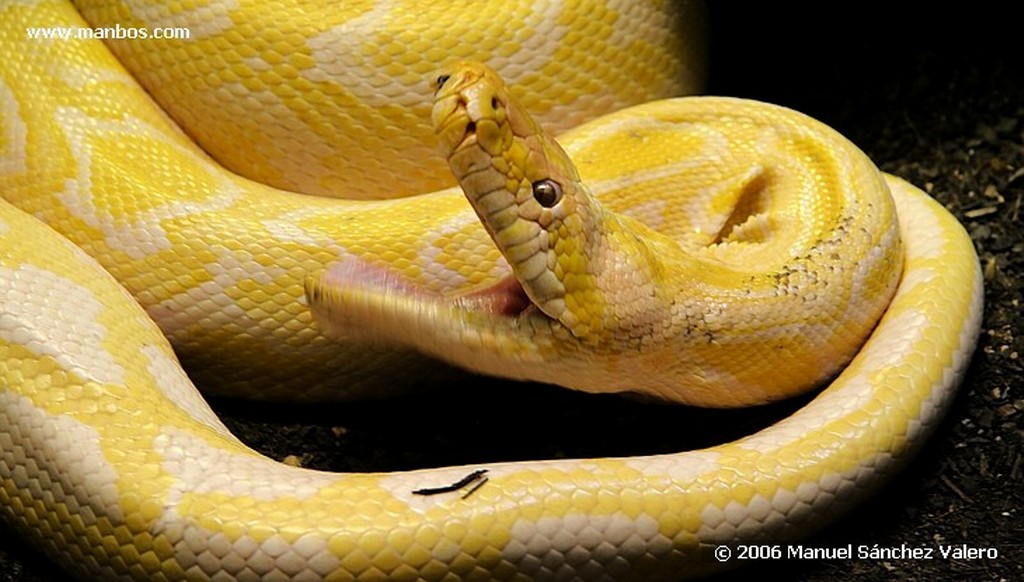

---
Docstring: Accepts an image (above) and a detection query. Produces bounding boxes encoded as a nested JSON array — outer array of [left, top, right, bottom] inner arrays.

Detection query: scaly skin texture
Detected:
[[0, 0, 706, 401], [313, 63, 906, 407], [0, 1, 982, 581], [71, 0, 707, 199]]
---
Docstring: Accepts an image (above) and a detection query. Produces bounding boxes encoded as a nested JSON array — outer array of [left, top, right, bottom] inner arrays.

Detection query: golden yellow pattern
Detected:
[[0, 1, 981, 580]]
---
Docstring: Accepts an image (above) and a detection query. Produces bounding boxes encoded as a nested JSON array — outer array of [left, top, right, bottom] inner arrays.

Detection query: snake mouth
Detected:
[[324, 258, 533, 317], [306, 257, 540, 349], [458, 274, 533, 317]]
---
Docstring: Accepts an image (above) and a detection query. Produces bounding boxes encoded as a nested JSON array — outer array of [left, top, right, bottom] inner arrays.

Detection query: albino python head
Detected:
[[430, 62, 678, 341], [307, 62, 904, 407]]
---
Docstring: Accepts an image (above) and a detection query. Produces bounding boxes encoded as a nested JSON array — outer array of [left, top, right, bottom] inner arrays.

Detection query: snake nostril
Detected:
[[435, 74, 451, 92], [462, 121, 476, 144]]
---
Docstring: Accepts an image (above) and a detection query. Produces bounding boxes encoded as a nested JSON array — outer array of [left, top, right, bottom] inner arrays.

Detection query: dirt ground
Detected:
[[2, 4, 1021, 581]]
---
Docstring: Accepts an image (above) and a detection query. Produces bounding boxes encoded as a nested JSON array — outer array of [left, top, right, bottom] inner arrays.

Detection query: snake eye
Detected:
[[532, 179, 562, 208]]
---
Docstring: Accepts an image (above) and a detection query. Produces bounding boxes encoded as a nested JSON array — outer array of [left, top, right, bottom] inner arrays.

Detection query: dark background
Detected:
[[702, 4, 1024, 580], [3, 3, 1022, 580]]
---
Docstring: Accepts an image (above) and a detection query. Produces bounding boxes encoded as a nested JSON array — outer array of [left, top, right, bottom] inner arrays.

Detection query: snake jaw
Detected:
[[459, 275, 534, 317], [308, 65, 572, 352], [305, 254, 585, 388], [305, 257, 537, 349]]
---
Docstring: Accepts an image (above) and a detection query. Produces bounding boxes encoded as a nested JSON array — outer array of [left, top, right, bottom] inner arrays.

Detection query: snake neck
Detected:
[[547, 198, 692, 345]]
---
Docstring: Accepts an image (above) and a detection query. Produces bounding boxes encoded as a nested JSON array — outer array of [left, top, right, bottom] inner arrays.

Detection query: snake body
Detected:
[[310, 63, 906, 407], [0, 1, 983, 580]]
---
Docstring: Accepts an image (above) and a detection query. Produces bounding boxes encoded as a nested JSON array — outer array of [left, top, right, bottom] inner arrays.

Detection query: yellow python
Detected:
[[0, 1, 983, 581]]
